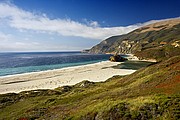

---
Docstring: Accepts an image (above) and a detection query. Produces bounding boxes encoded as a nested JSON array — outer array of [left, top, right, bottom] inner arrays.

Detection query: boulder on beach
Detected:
[[109, 55, 128, 62]]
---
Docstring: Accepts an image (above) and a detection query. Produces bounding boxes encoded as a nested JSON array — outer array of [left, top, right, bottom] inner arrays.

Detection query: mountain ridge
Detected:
[[89, 18, 180, 61], [0, 18, 180, 120]]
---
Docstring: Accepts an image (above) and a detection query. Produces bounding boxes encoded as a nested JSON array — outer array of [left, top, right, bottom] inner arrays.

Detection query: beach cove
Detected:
[[0, 61, 137, 94]]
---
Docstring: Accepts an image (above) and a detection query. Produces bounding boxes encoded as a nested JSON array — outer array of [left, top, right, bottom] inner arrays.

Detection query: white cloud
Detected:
[[0, 2, 179, 52], [0, 41, 39, 51], [82, 19, 100, 27], [0, 40, 83, 52], [89, 21, 99, 27], [0, 32, 11, 41], [0, 2, 149, 40]]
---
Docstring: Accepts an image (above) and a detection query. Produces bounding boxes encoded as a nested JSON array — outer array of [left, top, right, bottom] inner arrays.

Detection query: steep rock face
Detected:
[[89, 18, 180, 60]]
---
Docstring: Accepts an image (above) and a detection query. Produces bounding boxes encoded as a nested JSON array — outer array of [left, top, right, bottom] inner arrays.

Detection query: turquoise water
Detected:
[[0, 52, 111, 76], [0, 59, 104, 76], [0, 52, 151, 77]]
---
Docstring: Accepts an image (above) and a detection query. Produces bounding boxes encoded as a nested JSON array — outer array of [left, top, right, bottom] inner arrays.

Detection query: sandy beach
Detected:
[[0, 61, 136, 94]]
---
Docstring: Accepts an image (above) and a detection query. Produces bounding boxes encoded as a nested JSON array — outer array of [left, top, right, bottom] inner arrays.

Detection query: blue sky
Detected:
[[0, 0, 179, 52]]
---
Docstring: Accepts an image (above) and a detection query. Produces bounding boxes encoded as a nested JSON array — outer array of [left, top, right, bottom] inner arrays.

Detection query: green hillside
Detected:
[[89, 19, 180, 61], [0, 55, 179, 120], [0, 19, 180, 120]]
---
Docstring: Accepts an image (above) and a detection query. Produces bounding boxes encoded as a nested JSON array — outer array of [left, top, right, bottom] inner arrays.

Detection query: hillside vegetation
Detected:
[[0, 18, 180, 120], [89, 18, 180, 61], [0, 55, 179, 120]]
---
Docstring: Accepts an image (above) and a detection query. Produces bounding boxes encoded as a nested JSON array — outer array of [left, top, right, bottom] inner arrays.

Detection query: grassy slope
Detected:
[[134, 24, 180, 61], [89, 23, 180, 58], [0, 56, 180, 120]]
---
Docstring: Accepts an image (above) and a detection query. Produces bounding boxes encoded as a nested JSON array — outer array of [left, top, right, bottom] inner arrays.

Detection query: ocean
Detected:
[[0, 52, 112, 76]]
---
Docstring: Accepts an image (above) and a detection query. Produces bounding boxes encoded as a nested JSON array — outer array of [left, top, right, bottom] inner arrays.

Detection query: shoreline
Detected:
[[0, 60, 136, 94], [0, 59, 105, 78], [0, 54, 149, 79], [0, 60, 107, 79]]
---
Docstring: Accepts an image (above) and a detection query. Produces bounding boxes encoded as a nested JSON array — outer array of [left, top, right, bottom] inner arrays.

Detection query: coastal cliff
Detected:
[[0, 18, 180, 120], [89, 18, 180, 61]]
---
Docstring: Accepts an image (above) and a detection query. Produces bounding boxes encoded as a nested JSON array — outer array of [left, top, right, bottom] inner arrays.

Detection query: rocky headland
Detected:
[[0, 18, 180, 120]]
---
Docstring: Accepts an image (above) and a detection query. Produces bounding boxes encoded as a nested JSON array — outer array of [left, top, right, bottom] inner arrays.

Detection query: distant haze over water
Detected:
[[0, 52, 111, 76]]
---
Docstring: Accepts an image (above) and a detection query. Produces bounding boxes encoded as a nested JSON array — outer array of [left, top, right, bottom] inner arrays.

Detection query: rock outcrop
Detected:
[[88, 18, 180, 61], [109, 55, 127, 62]]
